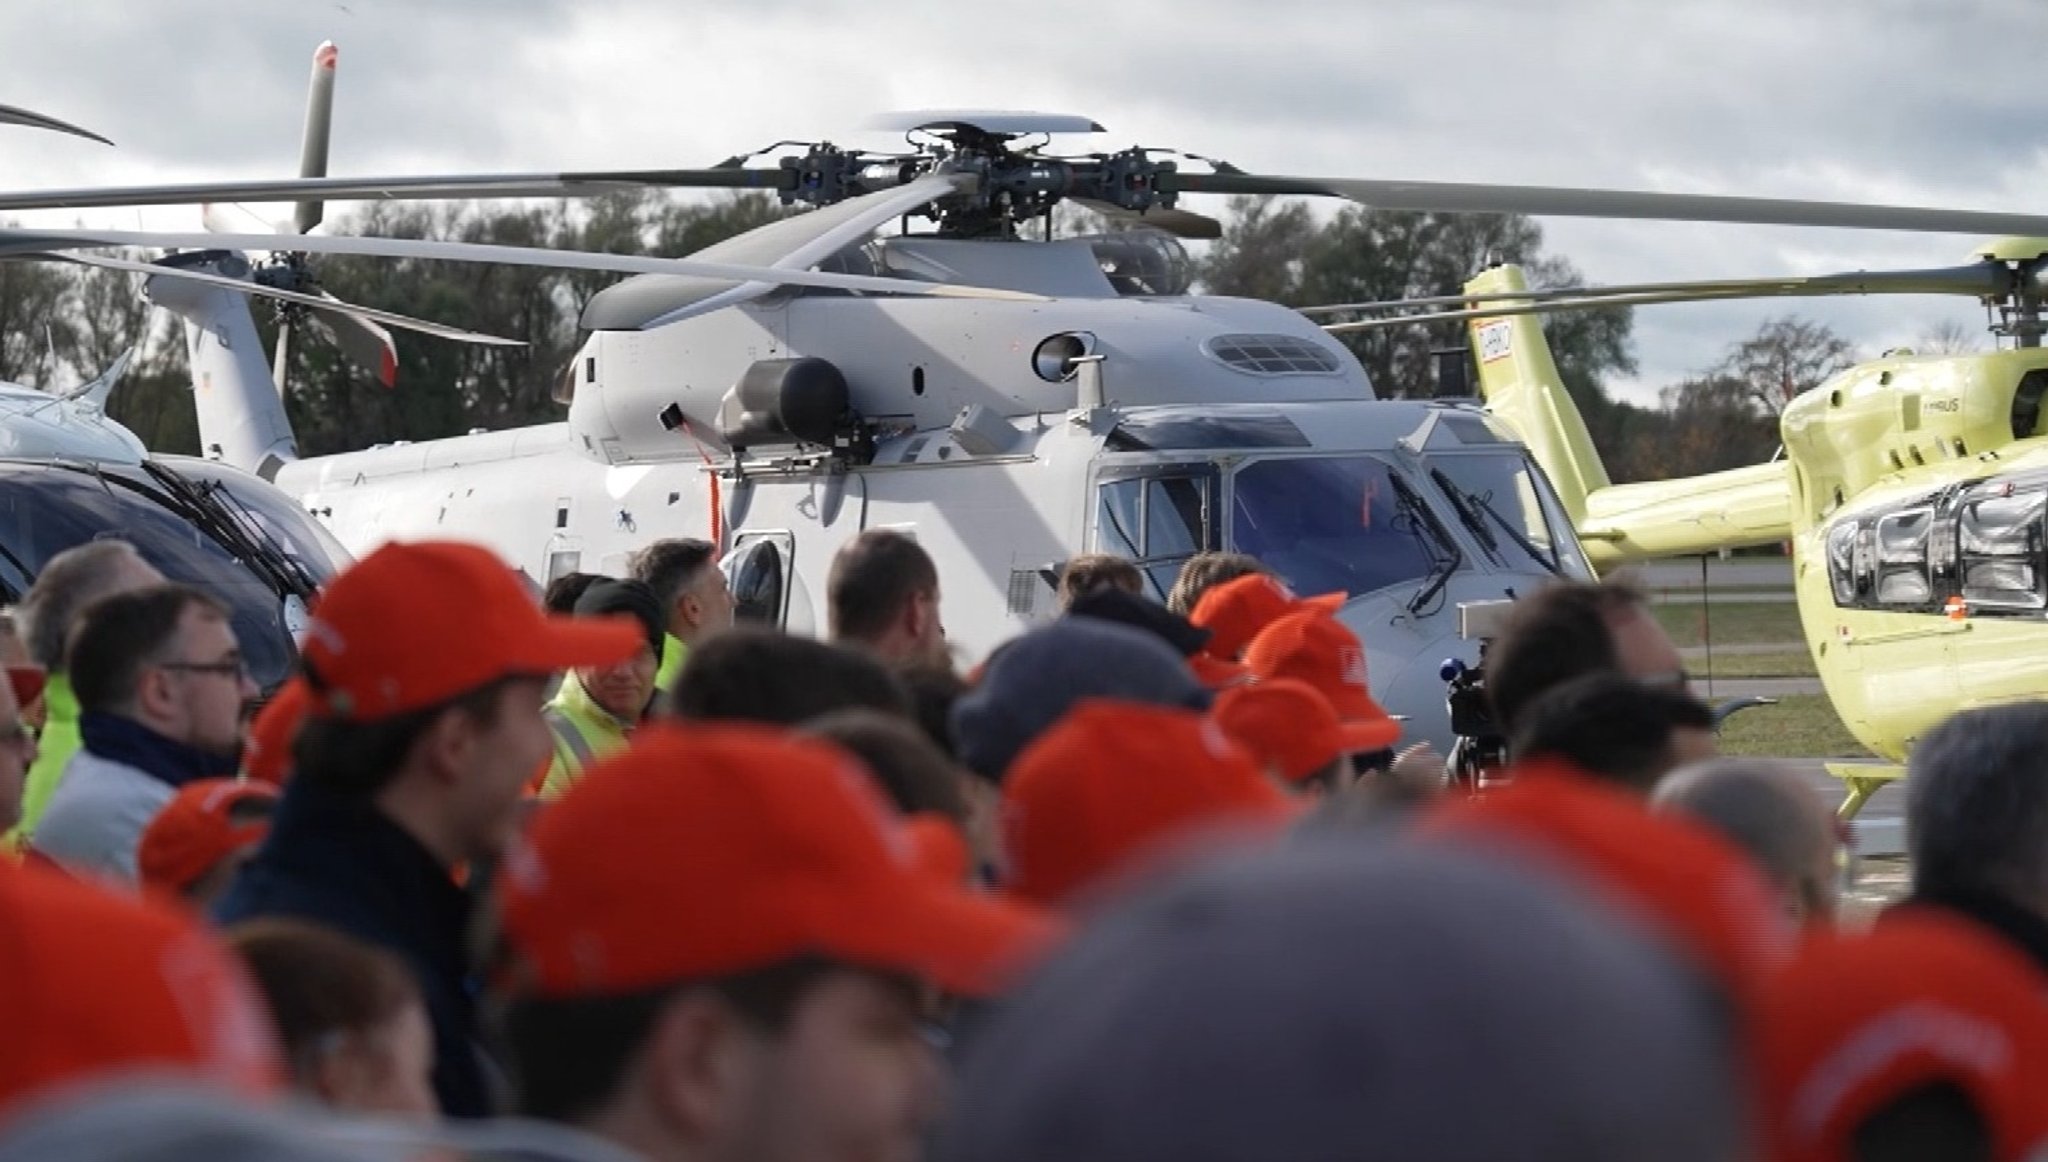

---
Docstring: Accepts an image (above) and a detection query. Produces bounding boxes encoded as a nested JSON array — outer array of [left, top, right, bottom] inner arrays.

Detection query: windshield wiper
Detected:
[[1429, 466, 1504, 566], [1431, 467, 1562, 577], [131, 462, 319, 600], [1390, 471, 1461, 615]]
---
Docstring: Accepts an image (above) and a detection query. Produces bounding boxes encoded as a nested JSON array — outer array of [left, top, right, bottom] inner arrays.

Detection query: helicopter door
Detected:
[[1090, 463, 1221, 601], [722, 530, 815, 634]]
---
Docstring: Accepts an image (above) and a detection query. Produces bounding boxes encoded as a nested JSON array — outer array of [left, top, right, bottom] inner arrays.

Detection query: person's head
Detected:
[[225, 919, 435, 1120], [1064, 588, 1209, 659], [1758, 913, 2048, 1162], [801, 709, 968, 825], [1213, 678, 1382, 798], [541, 571, 604, 616], [1189, 573, 1343, 662], [1485, 578, 1683, 736], [1510, 673, 1716, 795], [1057, 554, 1142, 609], [898, 664, 966, 760], [950, 618, 1211, 785], [67, 585, 255, 759], [492, 724, 1056, 1162], [937, 841, 1742, 1162], [138, 779, 279, 908], [827, 531, 946, 667], [0, 610, 44, 735], [296, 540, 641, 868], [1162, 551, 1266, 616], [1241, 609, 1402, 753], [668, 626, 914, 726], [630, 538, 734, 645], [1907, 702, 2048, 911], [0, 666, 32, 834], [569, 579, 666, 723], [1654, 758, 1845, 926], [240, 677, 310, 788], [0, 864, 282, 1117], [18, 539, 163, 674], [1002, 700, 1294, 909]]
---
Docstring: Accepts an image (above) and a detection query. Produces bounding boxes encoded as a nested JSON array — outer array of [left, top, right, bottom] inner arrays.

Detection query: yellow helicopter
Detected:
[[1323, 240, 2048, 812]]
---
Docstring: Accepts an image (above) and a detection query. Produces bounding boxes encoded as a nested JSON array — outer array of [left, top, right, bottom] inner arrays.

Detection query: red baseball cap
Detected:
[[1241, 609, 1400, 750], [1190, 574, 1344, 661], [1002, 699, 1298, 908], [301, 540, 641, 721], [242, 677, 310, 787], [1421, 759, 1795, 1006], [1213, 678, 1379, 783], [1762, 913, 2048, 1162], [138, 779, 279, 897], [0, 864, 282, 1114], [5, 665, 44, 710], [1187, 651, 1251, 691], [497, 723, 1058, 999]]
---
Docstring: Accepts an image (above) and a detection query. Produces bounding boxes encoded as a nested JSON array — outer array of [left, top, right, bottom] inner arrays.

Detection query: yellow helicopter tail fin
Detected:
[[1465, 264, 1793, 571], [1463, 265, 1611, 526]]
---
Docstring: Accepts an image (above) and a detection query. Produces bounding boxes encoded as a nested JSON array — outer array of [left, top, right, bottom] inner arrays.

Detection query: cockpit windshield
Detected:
[[1230, 456, 1459, 601], [0, 460, 343, 691], [1425, 451, 1592, 579]]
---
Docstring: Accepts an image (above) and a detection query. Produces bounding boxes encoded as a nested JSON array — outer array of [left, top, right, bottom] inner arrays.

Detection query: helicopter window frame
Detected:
[[724, 530, 800, 629], [1091, 462, 1221, 603], [1202, 334, 1345, 378]]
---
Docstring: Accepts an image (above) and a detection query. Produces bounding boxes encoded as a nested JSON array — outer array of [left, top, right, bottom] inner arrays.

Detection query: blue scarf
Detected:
[[79, 711, 240, 789]]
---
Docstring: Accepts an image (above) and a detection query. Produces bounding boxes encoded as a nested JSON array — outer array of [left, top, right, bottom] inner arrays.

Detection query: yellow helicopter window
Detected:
[[1958, 489, 2047, 610], [1826, 522, 1861, 606], [1873, 509, 1933, 606]]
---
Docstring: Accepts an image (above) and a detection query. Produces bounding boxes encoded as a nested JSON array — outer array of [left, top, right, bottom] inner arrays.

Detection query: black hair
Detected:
[[1510, 672, 1713, 794], [1485, 578, 1651, 735], [67, 584, 230, 714], [292, 674, 523, 799], [666, 626, 913, 726]]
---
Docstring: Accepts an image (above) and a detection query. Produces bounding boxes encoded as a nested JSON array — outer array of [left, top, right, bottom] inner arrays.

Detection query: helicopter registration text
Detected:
[[1477, 320, 1515, 364]]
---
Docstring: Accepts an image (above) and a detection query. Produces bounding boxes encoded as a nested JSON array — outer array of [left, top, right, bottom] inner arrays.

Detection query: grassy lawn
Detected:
[[1690, 648, 1817, 679], [1652, 601, 1805, 647], [1715, 694, 1875, 759]]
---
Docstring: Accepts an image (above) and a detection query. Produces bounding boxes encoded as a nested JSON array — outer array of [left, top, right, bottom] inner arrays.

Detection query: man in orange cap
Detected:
[[0, 863, 281, 1119], [1243, 608, 1440, 790], [217, 539, 643, 1118], [239, 676, 309, 789], [493, 723, 1056, 1160], [1190, 572, 1343, 665], [1002, 699, 1297, 909], [138, 778, 278, 908], [1213, 678, 1395, 797], [1758, 913, 2048, 1162]]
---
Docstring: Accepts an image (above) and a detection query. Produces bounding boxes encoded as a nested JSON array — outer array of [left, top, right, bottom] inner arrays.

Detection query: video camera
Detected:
[[1438, 599, 1514, 791]]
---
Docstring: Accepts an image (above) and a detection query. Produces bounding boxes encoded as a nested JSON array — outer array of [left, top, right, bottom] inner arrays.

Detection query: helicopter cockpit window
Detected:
[[1425, 451, 1592, 579], [1826, 521, 1863, 606], [1093, 470, 1217, 600], [1958, 489, 2047, 610], [1230, 456, 1453, 600], [723, 538, 788, 626], [1872, 508, 1932, 606]]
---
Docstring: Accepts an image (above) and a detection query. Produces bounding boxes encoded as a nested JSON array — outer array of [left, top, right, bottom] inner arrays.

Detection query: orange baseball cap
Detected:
[[1187, 651, 1251, 691], [1213, 678, 1376, 783], [1242, 609, 1400, 751], [1421, 758, 1795, 1006], [1190, 574, 1344, 661], [301, 540, 641, 721], [1002, 699, 1298, 908], [497, 723, 1058, 999], [241, 677, 310, 787], [138, 779, 279, 897], [5, 664, 44, 710], [0, 864, 282, 1114], [1761, 913, 2048, 1162]]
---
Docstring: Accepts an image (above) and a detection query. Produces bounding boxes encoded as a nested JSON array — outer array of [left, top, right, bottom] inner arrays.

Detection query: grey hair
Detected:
[[1905, 703, 2048, 900], [627, 537, 717, 619], [17, 540, 149, 672], [1653, 759, 1830, 897]]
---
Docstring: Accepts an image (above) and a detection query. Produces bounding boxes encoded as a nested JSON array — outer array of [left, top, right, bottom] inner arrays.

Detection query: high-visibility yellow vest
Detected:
[[540, 672, 634, 798]]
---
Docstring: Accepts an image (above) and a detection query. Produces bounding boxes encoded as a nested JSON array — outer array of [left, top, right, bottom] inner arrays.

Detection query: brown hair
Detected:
[[1164, 552, 1266, 615], [801, 708, 968, 823], [1485, 578, 1650, 735], [1058, 554, 1144, 609], [226, 918, 424, 1080], [66, 584, 230, 714], [827, 530, 939, 643]]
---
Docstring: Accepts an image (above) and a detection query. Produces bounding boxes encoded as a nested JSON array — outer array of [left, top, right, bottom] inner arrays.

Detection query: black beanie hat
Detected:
[[573, 578, 667, 664]]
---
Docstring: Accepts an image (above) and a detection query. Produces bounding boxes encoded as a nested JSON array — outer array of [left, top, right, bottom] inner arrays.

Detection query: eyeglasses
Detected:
[[160, 659, 250, 681]]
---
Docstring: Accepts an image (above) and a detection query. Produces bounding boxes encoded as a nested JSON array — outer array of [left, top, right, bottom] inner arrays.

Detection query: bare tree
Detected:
[[1715, 316, 1854, 415]]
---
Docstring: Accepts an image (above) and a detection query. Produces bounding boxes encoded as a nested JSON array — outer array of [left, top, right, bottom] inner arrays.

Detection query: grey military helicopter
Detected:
[[9, 100, 2048, 747]]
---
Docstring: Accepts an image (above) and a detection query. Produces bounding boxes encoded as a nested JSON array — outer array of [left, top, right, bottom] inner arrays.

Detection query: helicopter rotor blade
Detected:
[[1071, 198, 1223, 240], [49, 250, 526, 345], [0, 103, 112, 146], [1306, 264, 2018, 326], [1165, 171, 2048, 238], [0, 226, 1048, 308], [295, 41, 338, 236], [0, 167, 791, 214], [304, 292, 400, 388]]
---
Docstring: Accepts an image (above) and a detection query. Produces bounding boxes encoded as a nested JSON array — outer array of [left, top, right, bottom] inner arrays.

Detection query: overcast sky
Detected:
[[2, 0, 2044, 402]]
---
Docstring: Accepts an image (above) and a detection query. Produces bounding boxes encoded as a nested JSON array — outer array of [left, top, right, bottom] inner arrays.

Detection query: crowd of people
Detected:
[[0, 530, 2044, 1160]]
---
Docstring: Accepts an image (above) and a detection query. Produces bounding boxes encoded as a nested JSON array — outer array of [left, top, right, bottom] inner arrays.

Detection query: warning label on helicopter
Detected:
[[1477, 321, 1515, 363]]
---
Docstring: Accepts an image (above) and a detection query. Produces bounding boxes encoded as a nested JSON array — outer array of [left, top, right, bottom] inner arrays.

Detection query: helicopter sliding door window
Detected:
[[1092, 466, 1219, 600], [723, 531, 805, 630], [1957, 489, 2048, 611]]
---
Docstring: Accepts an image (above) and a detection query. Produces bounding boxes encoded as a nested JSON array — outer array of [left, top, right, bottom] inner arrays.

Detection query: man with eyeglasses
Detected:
[[33, 585, 255, 884]]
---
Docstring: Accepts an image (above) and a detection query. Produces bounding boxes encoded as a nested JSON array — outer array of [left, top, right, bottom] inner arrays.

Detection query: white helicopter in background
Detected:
[[12, 88, 2048, 748]]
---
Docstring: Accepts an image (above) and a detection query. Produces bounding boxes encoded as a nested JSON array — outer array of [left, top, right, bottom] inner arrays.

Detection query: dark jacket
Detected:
[[214, 781, 491, 1117], [1886, 884, 2048, 979]]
